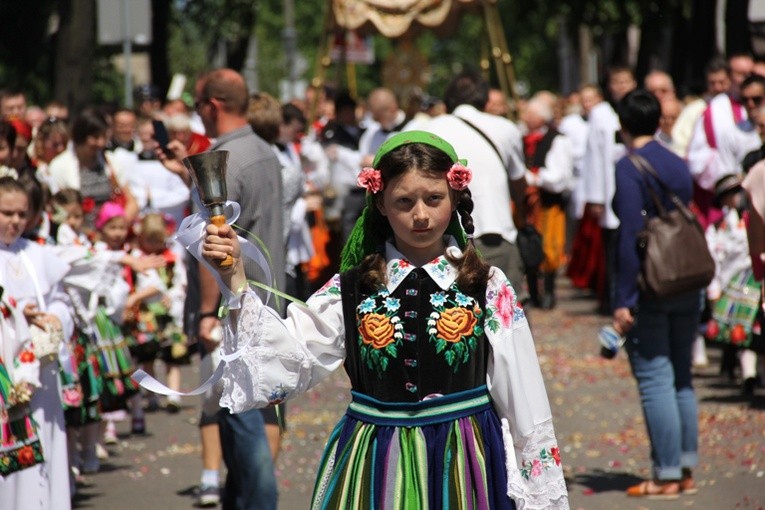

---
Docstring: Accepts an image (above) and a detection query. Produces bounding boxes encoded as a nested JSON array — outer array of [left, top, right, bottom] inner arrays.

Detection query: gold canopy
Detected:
[[332, 0, 477, 39]]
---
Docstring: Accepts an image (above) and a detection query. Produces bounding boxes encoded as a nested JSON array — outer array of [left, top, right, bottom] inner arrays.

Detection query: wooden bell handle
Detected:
[[210, 215, 234, 267]]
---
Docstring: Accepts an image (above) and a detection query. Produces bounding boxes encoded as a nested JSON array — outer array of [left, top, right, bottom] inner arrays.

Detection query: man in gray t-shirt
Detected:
[[195, 68, 284, 510]]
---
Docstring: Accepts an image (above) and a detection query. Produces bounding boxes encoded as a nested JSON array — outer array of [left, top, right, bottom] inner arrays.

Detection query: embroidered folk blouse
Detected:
[[219, 239, 568, 509]]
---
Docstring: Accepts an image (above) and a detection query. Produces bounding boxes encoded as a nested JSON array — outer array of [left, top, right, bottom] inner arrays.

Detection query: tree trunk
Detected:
[[725, 0, 752, 56], [150, 0, 171, 97], [226, 9, 256, 71], [689, 0, 718, 85], [54, 0, 97, 114]]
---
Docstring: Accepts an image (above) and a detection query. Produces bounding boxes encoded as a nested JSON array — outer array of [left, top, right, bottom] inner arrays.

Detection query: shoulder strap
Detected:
[[629, 154, 696, 222], [455, 115, 504, 165], [455, 114, 518, 188]]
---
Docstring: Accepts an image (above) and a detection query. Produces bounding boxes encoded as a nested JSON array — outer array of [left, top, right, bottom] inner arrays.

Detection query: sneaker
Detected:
[[197, 484, 220, 507], [165, 400, 181, 414], [95, 442, 110, 460], [131, 417, 146, 435], [81, 457, 100, 474], [103, 427, 118, 445]]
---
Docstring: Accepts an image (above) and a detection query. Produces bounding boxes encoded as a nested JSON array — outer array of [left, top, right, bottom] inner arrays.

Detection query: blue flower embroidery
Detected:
[[359, 298, 376, 314], [454, 292, 473, 307], [384, 297, 400, 312], [430, 292, 447, 307]]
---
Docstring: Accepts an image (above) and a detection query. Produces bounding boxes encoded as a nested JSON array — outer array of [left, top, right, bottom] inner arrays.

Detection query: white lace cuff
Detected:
[[502, 418, 569, 510]]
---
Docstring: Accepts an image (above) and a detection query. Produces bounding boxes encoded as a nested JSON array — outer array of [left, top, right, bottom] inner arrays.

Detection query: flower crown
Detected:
[[357, 162, 472, 194]]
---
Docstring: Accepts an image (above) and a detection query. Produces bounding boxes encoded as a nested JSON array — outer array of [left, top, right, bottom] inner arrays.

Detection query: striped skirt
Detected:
[[311, 386, 516, 510]]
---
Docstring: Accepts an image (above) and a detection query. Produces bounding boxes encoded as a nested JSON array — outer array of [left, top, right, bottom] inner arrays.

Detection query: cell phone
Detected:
[[152, 119, 171, 154]]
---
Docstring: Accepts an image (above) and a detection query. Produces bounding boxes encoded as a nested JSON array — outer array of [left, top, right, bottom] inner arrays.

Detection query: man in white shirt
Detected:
[[420, 70, 529, 302], [521, 96, 574, 309], [581, 66, 635, 313], [343, 88, 409, 240]]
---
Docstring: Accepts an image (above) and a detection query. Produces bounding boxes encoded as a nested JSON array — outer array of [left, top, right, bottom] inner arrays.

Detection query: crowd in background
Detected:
[[1, 50, 765, 508]]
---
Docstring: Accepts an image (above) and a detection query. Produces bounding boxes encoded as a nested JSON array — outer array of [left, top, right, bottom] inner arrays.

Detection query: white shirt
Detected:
[[525, 129, 575, 194], [418, 104, 526, 243], [686, 93, 746, 190], [109, 149, 190, 228], [47, 148, 129, 194], [558, 113, 590, 218], [581, 101, 625, 229]]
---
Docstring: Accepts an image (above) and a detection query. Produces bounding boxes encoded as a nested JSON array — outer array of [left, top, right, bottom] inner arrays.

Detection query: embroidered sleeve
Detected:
[[484, 269, 569, 509], [220, 274, 346, 414]]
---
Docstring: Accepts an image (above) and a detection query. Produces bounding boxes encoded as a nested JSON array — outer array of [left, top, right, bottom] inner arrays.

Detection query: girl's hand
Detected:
[[202, 222, 241, 272]]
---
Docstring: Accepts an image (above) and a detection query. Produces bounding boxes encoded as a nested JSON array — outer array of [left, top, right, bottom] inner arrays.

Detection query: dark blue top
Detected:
[[612, 140, 693, 309]]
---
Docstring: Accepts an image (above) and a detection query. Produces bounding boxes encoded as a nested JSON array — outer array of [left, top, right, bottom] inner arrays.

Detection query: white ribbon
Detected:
[[132, 198, 273, 397]]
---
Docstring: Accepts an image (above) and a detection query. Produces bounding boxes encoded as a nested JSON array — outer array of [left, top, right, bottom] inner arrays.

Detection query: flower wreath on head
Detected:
[[342, 130, 473, 272]]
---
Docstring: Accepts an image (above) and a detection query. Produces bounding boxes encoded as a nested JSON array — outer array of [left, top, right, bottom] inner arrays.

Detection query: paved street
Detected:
[[73, 280, 765, 509]]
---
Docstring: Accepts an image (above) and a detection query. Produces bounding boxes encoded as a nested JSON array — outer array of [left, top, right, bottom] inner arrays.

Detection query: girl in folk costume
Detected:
[[521, 97, 574, 310], [705, 174, 761, 395], [0, 291, 43, 486], [0, 176, 73, 509], [124, 213, 187, 417], [201, 132, 569, 509], [77, 202, 141, 454]]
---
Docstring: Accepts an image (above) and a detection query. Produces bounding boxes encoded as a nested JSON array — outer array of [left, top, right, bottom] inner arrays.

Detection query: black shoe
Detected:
[[743, 377, 757, 396], [541, 294, 555, 310]]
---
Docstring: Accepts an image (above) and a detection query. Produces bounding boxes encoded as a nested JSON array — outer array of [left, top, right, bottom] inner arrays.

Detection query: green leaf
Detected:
[[436, 339, 447, 353], [445, 350, 455, 366], [386, 344, 397, 357]]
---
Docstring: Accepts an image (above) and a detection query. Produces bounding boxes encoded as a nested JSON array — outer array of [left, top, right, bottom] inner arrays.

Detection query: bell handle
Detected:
[[211, 215, 234, 267]]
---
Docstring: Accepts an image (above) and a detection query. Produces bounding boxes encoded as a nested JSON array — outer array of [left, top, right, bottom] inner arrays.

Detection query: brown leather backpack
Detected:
[[630, 154, 715, 299]]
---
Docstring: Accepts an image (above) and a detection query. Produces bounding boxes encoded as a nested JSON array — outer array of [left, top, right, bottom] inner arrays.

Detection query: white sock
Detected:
[[201, 469, 219, 488]]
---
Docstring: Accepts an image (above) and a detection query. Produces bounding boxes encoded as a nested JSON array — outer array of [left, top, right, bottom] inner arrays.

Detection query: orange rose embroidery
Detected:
[[16, 445, 36, 466], [436, 307, 477, 343], [359, 313, 395, 349]]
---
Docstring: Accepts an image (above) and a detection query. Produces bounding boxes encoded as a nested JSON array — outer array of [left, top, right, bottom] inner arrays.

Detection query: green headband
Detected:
[[340, 130, 468, 272], [372, 130, 462, 167]]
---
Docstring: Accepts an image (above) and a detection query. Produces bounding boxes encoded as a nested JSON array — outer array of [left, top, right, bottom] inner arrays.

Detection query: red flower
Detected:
[[19, 349, 36, 363], [8, 297, 16, 308], [357, 167, 384, 193], [16, 445, 36, 466], [446, 163, 472, 191], [82, 197, 96, 214], [551, 447, 561, 465]]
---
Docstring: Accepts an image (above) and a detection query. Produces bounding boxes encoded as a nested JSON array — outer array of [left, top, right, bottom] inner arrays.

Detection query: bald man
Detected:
[[644, 70, 677, 102], [342, 87, 409, 239]]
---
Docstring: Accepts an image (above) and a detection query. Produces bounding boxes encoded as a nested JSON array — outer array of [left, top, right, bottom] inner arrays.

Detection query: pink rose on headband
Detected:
[[358, 167, 384, 193], [447, 163, 472, 190]]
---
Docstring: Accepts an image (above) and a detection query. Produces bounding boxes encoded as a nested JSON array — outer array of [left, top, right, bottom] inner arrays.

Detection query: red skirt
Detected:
[[566, 214, 605, 296]]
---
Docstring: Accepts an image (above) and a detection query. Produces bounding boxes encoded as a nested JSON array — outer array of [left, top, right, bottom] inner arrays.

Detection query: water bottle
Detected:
[[599, 325, 626, 359]]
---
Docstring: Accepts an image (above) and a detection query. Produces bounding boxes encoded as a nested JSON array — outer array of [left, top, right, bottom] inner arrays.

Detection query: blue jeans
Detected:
[[219, 408, 277, 510], [625, 292, 700, 480]]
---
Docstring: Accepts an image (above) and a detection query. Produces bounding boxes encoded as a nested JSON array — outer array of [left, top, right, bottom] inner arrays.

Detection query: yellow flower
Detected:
[[436, 307, 477, 343], [359, 313, 395, 349]]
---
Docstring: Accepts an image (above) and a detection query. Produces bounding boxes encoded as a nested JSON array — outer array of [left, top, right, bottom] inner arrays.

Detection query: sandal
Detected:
[[626, 480, 680, 500], [680, 473, 698, 495]]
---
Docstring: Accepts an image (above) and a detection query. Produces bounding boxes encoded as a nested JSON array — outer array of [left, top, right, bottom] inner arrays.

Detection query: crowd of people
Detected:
[[0, 49, 763, 509]]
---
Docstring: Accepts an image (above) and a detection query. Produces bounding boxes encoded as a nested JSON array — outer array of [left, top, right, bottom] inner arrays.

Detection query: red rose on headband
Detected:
[[358, 167, 384, 193], [447, 163, 472, 191]]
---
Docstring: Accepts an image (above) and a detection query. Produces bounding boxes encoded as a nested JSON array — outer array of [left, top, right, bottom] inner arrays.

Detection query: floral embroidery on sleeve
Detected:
[[485, 278, 525, 333], [357, 289, 404, 374], [427, 284, 484, 371], [519, 447, 562, 480], [267, 384, 289, 405], [311, 274, 341, 300]]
